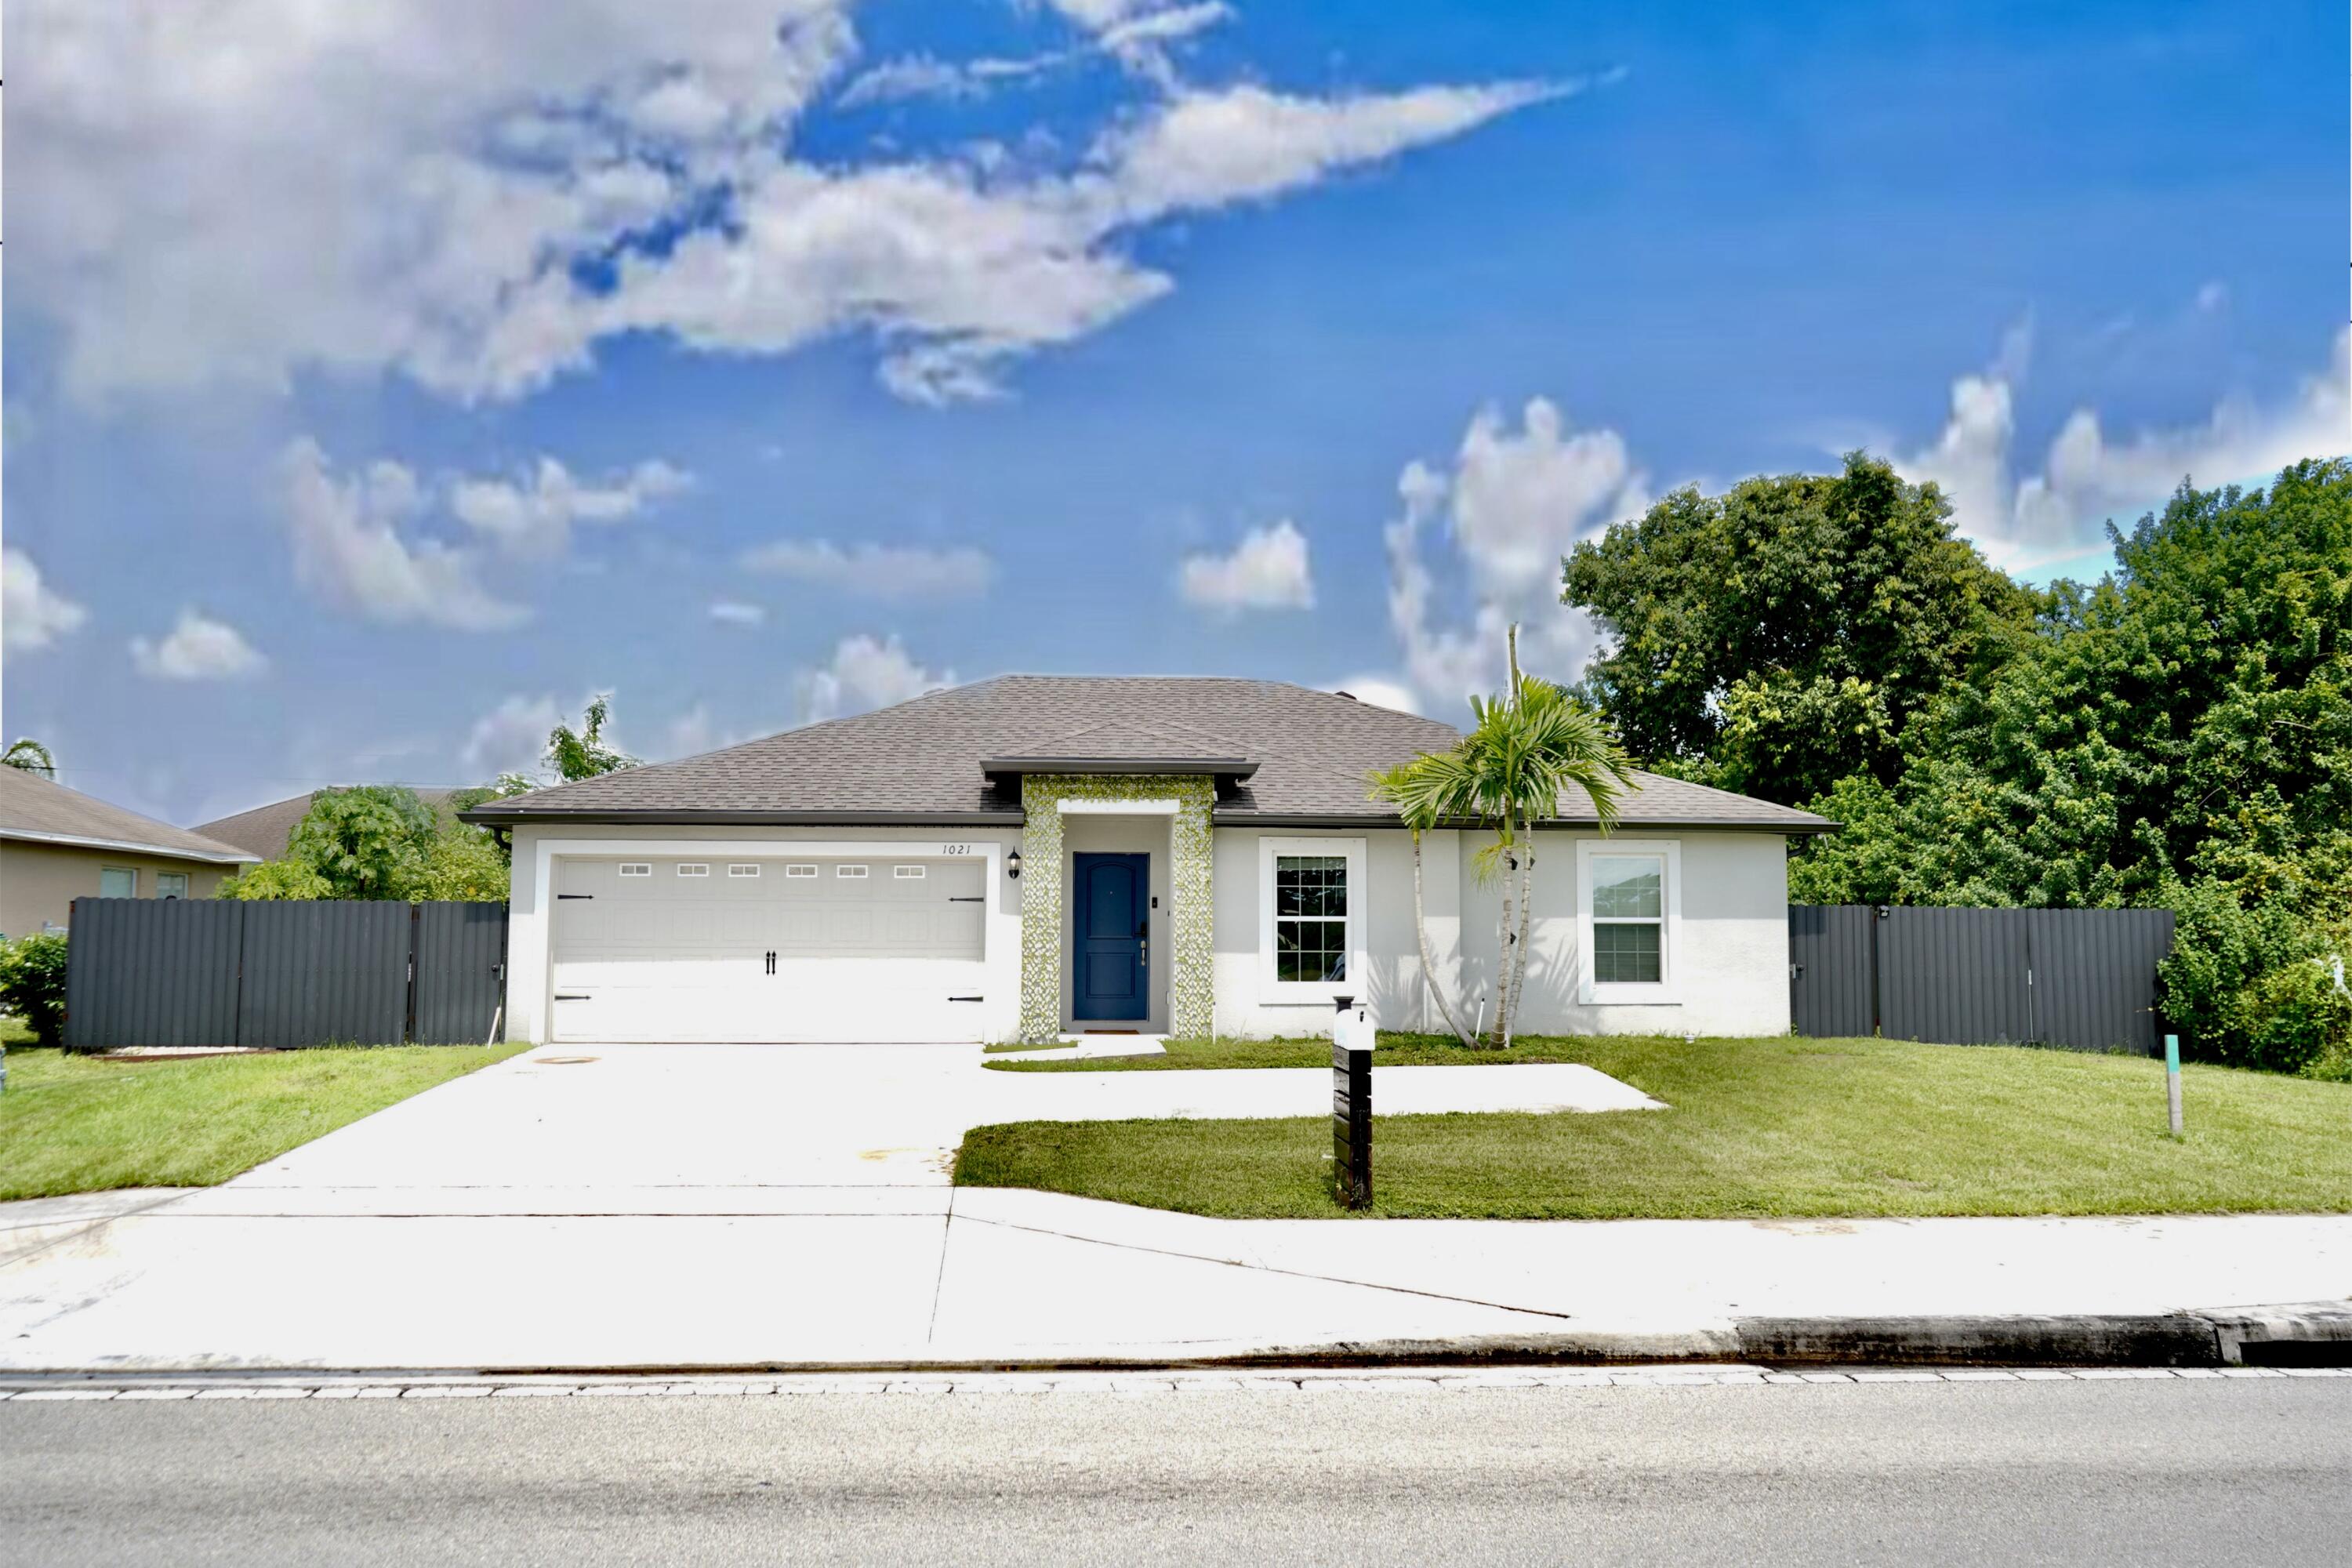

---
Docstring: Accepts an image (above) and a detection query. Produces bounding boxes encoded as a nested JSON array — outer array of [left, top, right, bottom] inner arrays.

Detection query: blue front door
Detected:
[[1073, 853, 1149, 1021]]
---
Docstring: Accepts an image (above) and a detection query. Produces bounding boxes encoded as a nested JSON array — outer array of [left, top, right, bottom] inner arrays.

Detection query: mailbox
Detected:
[[1331, 994, 1373, 1210]]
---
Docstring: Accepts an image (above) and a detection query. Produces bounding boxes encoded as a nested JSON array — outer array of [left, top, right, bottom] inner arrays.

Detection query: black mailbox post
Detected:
[[1331, 994, 1372, 1209]]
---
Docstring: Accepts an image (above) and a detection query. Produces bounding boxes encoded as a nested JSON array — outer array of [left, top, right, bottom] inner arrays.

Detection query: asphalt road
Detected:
[[6, 1377, 2349, 1566]]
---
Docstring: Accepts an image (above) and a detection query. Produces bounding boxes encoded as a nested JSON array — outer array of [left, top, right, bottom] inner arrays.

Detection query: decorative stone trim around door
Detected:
[[1018, 774, 1214, 1043]]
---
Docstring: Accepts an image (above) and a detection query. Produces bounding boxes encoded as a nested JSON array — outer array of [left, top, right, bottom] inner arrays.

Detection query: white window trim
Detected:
[[1576, 839, 1682, 1005], [894, 864, 926, 879], [677, 863, 710, 877], [618, 862, 652, 877], [784, 864, 818, 878], [155, 873, 190, 899], [837, 864, 869, 879], [100, 866, 139, 898], [1256, 836, 1367, 1006]]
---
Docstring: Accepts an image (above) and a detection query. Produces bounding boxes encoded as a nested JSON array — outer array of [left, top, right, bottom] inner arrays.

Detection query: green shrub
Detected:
[[0, 931, 71, 1048], [2161, 876, 2352, 1077]]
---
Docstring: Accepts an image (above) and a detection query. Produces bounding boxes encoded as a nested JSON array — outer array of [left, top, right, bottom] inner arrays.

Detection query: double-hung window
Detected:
[[1577, 840, 1680, 1004], [1258, 837, 1366, 1003], [155, 872, 190, 899], [100, 866, 138, 898]]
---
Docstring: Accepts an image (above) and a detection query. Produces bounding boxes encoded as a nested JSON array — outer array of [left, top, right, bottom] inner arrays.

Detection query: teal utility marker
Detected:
[[2164, 1032, 2183, 1135]]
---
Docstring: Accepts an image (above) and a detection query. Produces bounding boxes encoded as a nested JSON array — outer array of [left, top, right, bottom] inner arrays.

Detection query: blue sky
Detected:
[[4, 0, 2345, 824]]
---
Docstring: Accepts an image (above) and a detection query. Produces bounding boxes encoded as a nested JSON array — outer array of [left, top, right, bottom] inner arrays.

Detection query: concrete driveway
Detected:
[[0, 1044, 1653, 1372]]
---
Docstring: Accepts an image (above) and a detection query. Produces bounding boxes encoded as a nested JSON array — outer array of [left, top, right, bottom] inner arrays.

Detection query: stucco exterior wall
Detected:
[[1453, 829, 1791, 1037], [504, 822, 1024, 1045], [0, 841, 237, 939], [1214, 825, 1790, 1040]]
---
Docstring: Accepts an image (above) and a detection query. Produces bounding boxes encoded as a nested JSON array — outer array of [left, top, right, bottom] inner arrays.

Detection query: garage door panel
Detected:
[[550, 855, 991, 1043]]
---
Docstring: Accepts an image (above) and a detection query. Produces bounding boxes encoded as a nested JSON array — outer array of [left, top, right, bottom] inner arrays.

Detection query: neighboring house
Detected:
[[461, 677, 1833, 1046], [0, 767, 260, 938], [194, 787, 464, 862]]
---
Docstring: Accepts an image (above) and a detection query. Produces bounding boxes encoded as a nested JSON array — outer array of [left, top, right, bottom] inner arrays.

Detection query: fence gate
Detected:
[[1788, 905, 2174, 1055], [411, 902, 510, 1044], [64, 898, 509, 1051], [1788, 904, 1875, 1038]]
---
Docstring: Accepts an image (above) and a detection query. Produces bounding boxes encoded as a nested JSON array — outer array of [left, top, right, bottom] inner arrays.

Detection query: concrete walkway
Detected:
[[2, 1044, 2343, 1372]]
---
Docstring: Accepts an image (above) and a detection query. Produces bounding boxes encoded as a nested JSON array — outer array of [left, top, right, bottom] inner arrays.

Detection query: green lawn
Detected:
[[955, 1034, 2352, 1219], [0, 1044, 528, 1201]]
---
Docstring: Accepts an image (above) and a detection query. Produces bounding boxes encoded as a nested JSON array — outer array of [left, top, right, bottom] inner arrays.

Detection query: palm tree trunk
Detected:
[[1493, 831, 1515, 1049], [1504, 807, 1536, 1048], [1409, 831, 1476, 1047]]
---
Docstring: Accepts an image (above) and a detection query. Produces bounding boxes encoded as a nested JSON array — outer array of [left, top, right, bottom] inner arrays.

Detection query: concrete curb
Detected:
[[4, 1308, 2345, 1379]]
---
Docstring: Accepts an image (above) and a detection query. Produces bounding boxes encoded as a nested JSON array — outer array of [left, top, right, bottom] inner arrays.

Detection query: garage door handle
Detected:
[[946, 896, 983, 903], [949, 995, 983, 1003], [557, 894, 593, 900], [554, 993, 590, 1001]]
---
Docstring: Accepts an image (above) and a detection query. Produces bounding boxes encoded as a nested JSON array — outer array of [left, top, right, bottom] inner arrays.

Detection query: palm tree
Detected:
[[2, 739, 56, 779], [1369, 750, 1483, 1047], [1373, 627, 1634, 1047]]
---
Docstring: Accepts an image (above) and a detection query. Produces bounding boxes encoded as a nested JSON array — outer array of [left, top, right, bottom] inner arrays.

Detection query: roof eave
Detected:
[[0, 827, 263, 864], [1212, 810, 1838, 834], [978, 757, 1260, 779], [459, 807, 1025, 829]]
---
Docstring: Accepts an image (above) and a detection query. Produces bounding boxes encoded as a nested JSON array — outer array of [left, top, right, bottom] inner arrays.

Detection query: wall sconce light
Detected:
[[1007, 848, 1023, 880]]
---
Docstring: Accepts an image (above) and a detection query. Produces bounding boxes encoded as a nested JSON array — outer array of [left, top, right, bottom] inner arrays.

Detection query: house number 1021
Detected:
[[938, 844, 973, 856]]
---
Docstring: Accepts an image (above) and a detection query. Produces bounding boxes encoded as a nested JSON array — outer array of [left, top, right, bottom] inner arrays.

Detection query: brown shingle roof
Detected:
[[463, 676, 1834, 833], [194, 788, 464, 862], [0, 768, 260, 864]]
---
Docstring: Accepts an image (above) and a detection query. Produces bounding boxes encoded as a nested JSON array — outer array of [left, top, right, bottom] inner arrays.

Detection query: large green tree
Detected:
[[221, 785, 512, 902], [1794, 460, 2352, 910], [1562, 453, 2038, 804]]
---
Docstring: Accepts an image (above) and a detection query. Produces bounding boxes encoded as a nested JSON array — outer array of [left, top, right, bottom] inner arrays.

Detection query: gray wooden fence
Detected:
[[64, 898, 508, 1051], [1789, 905, 2175, 1054]]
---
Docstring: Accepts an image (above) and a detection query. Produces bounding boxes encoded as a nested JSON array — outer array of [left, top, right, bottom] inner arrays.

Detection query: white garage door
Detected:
[[550, 855, 988, 1043]]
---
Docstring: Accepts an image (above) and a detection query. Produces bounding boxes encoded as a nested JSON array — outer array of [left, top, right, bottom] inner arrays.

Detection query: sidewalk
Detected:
[[5, 1183, 2347, 1372]]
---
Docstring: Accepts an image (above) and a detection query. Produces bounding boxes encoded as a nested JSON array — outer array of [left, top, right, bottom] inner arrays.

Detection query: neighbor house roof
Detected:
[[194, 787, 464, 862], [0, 767, 260, 865], [463, 677, 1835, 834]]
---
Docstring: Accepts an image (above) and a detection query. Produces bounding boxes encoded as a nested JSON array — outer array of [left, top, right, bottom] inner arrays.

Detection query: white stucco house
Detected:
[[461, 677, 1833, 1045]]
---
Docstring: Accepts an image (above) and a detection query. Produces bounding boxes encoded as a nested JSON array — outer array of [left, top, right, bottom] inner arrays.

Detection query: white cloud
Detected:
[[1178, 520, 1315, 613], [742, 539, 995, 600], [129, 609, 267, 681], [1332, 677, 1420, 716], [13, 3, 1563, 406], [707, 600, 767, 626], [279, 439, 528, 630], [1901, 327, 2350, 571], [1384, 398, 1650, 711], [840, 3, 1232, 105], [2, 547, 90, 652], [796, 634, 952, 722], [448, 456, 689, 559], [459, 694, 564, 776], [1089, 81, 1564, 225]]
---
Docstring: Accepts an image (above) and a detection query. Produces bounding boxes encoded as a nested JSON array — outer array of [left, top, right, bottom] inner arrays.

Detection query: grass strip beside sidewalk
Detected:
[[0, 1045, 528, 1201], [956, 1035, 2352, 1219]]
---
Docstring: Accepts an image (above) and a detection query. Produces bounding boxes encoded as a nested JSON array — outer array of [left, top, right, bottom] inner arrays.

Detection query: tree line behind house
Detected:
[[218, 695, 638, 904], [1561, 455, 2352, 1080]]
